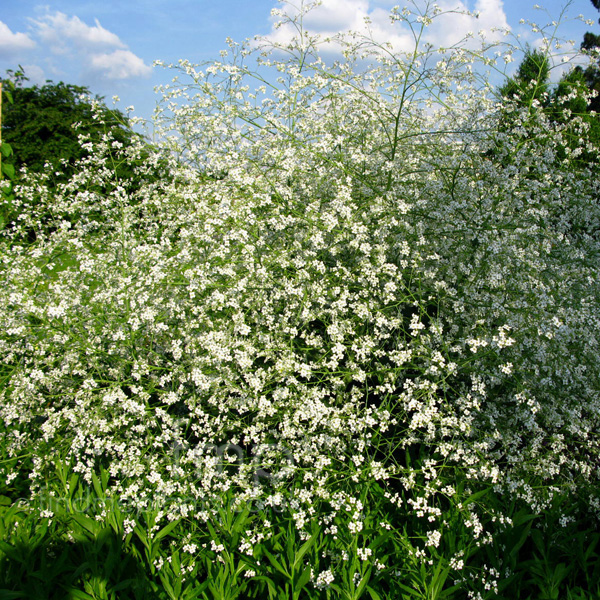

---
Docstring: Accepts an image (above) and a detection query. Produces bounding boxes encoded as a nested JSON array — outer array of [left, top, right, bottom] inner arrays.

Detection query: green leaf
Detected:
[[159, 572, 177, 600], [68, 472, 80, 497], [395, 582, 422, 597], [293, 534, 316, 570], [461, 487, 491, 507], [0, 591, 25, 599], [153, 518, 180, 543], [0, 540, 17, 559], [263, 548, 290, 579], [0, 142, 13, 158], [508, 521, 534, 559], [429, 562, 451, 598], [294, 564, 312, 593], [91, 470, 105, 498], [368, 531, 391, 552], [133, 524, 149, 550], [110, 578, 140, 592], [1, 163, 15, 180], [232, 503, 252, 534], [253, 575, 278, 599], [64, 589, 95, 600], [70, 513, 101, 537], [171, 549, 181, 576], [367, 586, 382, 600], [355, 568, 372, 598], [71, 561, 93, 580]]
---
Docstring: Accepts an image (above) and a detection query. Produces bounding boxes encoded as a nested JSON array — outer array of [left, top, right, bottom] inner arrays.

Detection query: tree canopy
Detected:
[[0, 70, 137, 178], [499, 49, 550, 106], [577, 0, 600, 113], [0, 69, 172, 238]]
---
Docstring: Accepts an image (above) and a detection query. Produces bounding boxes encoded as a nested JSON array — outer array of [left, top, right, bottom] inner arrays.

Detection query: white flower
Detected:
[[315, 568, 335, 589], [426, 530, 442, 547]]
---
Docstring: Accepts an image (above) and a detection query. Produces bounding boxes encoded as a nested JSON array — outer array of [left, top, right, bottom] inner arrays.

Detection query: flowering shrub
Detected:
[[1, 2, 599, 597]]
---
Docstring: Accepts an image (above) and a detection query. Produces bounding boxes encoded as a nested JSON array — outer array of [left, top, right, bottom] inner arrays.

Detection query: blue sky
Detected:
[[0, 0, 598, 127]]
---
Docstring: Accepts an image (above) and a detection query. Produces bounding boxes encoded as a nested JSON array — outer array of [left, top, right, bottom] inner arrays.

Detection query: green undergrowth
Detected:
[[1, 462, 599, 599]]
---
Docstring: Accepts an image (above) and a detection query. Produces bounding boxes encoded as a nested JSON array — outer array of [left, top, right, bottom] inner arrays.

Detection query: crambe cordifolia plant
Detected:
[[1, 1, 599, 597]]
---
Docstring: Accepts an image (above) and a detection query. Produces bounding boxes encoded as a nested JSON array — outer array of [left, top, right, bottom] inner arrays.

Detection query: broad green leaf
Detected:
[[395, 582, 422, 598], [294, 564, 312, 593], [91, 471, 105, 498], [355, 567, 372, 598], [253, 575, 278, 599], [153, 518, 180, 543], [171, 549, 181, 575], [0, 142, 13, 158], [368, 531, 391, 552], [367, 586, 383, 600], [1, 163, 15, 180], [0, 540, 17, 559], [72, 561, 93, 580], [65, 588, 95, 600], [263, 548, 290, 578], [133, 525, 149, 550], [460, 488, 491, 507], [110, 579, 140, 592], [232, 503, 252, 533], [68, 472, 80, 497], [159, 572, 177, 600], [70, 513, 101, 537], [293, 533, 316, 569]]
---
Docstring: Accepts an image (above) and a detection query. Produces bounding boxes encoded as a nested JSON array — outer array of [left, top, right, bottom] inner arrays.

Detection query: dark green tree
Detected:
[[0, 79, 17, 230], [0, 69, 172, 240], [0, 69, 137, 178], [495, 45, 600, 240], [497, 43, 600, 165], [577, 0, 600, 113], [499, 48, 550, 108]]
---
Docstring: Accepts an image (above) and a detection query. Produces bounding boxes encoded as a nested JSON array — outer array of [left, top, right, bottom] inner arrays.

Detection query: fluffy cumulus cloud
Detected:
[[266, 0, 509, 55], [0, 21, 36, 58], [267, 0, 413, 53], [427, 0, 510, 47], [23, 11, 151, 81], [31, 12, 126, 54], [90, 49, 152, 79], [18, 63, 46, 85]]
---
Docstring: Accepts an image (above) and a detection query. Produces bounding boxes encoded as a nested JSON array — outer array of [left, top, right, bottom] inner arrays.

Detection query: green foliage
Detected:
[[499, 49, 550, 107], [496, 45, 600, 206], [1, 79, 16, 231], [0, 70, 170, 239], [579, 4, 600, 114], [0, 71, 135, 178]]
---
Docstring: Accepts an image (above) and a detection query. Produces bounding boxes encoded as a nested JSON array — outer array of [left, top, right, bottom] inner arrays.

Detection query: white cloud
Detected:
[[0, 21, 35, 57], [20, 63, 46, 85], [425, 0, 510, 48], [30, 12, 125, 54], [24, 11, 151, 82], [265, 0, 510, 55], [302, 0, 370, 32], [89, 49, 152, 79]]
